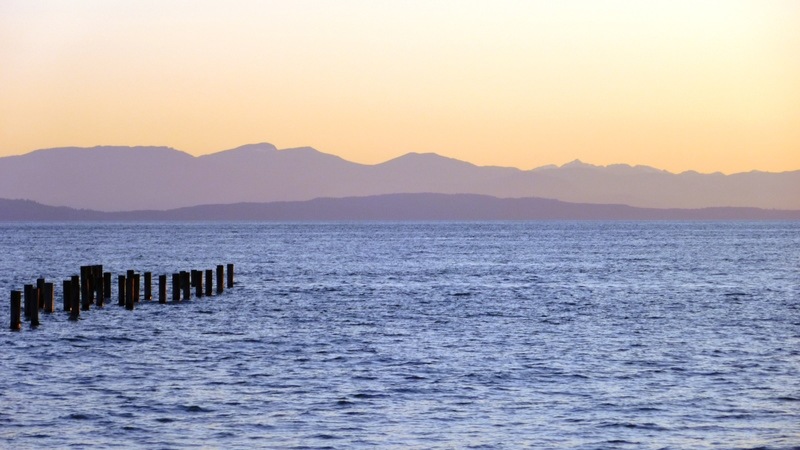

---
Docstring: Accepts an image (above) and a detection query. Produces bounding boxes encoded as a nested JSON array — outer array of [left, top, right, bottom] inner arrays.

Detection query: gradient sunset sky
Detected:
[[2, 1, 798, 174]]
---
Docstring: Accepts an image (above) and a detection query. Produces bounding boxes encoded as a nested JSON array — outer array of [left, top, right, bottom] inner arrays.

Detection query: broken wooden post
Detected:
[[69, 276, 80, 320], [63, 279, 72, 312], [80, 266, 89, 306], [158, 275, 167, 304], [80, 266, 94, 309], [133, 273, 140, 303], [37, 278, 45, 308], [205, 269, 213, 296], [181, 271, 190, 300], [69, 275, 81, 320], [104, 272, 111, 299], [144, 272, 152, 301], [227, 264, 234, 288], [23, 284, 33, 320], [94, 270, 104, 308], [172, 273, 181, 302], [125, 275, 135, 310], [81, 274, 92, 311], [94, 274, 104, 308], [193, 270, 203, 298], [118, 275, 126, 307], [29, 287, 40, 327], [43, 282, 54, 313], [216, 265, 224, 294], [10, 290, 21, 331]]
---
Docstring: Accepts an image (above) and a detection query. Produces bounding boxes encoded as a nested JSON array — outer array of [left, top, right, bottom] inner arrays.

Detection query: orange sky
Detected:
[[1, 1, 799, 174]]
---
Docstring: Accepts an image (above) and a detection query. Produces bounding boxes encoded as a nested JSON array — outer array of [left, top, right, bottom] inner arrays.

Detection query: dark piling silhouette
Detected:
[[181, 271, 190, 301], [133, 273, 140, 303], [193, 270, 204, 298], [125, 275, 135, 310], [37, 278, 45, 308], [94, 268, 104, 308], [43, 282, 54, 313], [216, 265, 224, 294], [158, 275, 167, 304], [80, 266, 90, 307], [10, 290, 21, 331], [29, 288, 40, 327], [118, 275, 126, 307], [144, 272, 152, 301], [63, 279, 71, 312], [172, 273, 181, 302], [205, 269, 213, 297], [69, 275, 80, 320], [104, 272, 111, 299], [23, 284, 33, 320], [81, 267, 92, 311], [10, 262, 237, 329]]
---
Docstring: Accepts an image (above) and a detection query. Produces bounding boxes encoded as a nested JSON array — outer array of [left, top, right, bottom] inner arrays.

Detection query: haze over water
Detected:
[[2, 222, 798, 448]]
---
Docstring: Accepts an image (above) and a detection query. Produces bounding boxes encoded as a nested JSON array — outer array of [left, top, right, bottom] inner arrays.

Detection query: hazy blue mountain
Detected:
[[0, 144, 797, 211], [1, 195, 798, 221]]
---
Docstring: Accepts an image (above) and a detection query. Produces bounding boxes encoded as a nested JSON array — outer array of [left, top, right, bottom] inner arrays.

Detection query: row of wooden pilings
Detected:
[[9, 263, 234, 330]]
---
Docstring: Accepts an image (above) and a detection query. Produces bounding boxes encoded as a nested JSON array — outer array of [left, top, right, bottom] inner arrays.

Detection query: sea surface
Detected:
[[1, 222, 798, 449]]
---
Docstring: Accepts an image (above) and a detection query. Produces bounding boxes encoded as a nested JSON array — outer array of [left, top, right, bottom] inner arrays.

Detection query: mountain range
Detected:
[[2, 195, 798, 221], [0, 143, 797, 212]]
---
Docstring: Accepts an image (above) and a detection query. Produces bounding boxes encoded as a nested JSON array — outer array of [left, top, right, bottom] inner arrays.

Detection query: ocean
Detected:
[[1, 222, 798, 449]]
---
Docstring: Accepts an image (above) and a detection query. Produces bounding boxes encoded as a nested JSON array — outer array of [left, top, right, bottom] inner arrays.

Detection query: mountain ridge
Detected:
[[1, 195, 798, 222], [0, 144, 797, 211]]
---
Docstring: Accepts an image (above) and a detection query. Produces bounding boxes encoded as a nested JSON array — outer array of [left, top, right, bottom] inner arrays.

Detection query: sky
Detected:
[[1, 1, 799, 174]]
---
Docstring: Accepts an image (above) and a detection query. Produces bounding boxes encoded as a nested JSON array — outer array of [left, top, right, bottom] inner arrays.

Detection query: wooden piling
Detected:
[[104, 272, 112, 299], [23, 284, 33, 320], [69, 276, 80, 320], [92, 265, 102, 303], [181, 271, 190, 300], [133, 273, 140, 303], [172, 273, 181, 302], [80, 266, 89, 306], [30, 287, 40, 327], [118, 275, 126, 307], [43, 282, 54, 313], [88, 274, 95, 307], [158, 275, 167, 304], [80, 265, 95, 308], [81, 272, 92, 311], [125, 275, 135, 310], [63, 279, 72, 312], [205, 269, 213, 296], [95, 270, 104, 307], [227, 263, 234, 288], [126, 270, 135, 303], [37, 278, 45, 308], [193, 270, 204, 298], [144, 272, 152, 301], [216, 265, 224, 294], [10, 290, 21, 331]]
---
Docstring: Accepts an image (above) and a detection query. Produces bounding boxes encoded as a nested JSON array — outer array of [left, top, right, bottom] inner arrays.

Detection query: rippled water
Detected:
[[1, 222, 799, 449]]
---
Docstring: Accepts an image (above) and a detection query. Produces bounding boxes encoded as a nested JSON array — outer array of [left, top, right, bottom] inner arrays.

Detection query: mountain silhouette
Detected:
[[0, 143, 797, 211], [1, 195, 798, 221]]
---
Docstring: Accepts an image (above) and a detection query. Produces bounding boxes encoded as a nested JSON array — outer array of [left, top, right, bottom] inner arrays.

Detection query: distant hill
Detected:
[[1, 194, 798, 221], [0, 144, 798, 211]]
